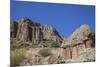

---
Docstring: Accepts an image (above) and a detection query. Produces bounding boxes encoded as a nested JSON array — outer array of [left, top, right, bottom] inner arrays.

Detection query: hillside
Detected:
[[10, 18, 95, 66]]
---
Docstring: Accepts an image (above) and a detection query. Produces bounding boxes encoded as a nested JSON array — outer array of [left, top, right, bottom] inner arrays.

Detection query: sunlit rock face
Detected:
[[11, 18, 95, 65], [61, 24, 95, 59], [10, 18, 63, 44]]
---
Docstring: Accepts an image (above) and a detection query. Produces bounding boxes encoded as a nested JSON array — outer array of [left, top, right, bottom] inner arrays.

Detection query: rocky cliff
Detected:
[[10, 18, 95, 66], [61, 24, 95, 59], [11, 18, 63, 47]]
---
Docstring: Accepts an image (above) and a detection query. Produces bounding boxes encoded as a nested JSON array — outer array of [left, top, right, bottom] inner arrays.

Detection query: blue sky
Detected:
[[11, 0, 95, 37]]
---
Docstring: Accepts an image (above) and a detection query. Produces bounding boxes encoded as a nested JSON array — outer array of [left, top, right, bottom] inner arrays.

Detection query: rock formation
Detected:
[[11, 18, 63, 45], [10, 21, 18, 38], [61, 24, 95, 59], [11, 18, 95, 66]]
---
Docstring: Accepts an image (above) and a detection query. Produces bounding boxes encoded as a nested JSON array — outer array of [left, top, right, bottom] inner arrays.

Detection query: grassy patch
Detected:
[[40, 40, 60, 48]]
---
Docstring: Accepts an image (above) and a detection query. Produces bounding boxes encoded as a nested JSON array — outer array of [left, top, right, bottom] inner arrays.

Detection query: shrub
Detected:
[[43, 41, 60, 48], [11, 38, 32, 49], [62, 45, 71, 49]]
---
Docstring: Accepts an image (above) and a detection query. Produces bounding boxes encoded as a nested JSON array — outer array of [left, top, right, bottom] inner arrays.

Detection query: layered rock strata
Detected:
[[61, 24, 95, 59], [11, 18, 63, 44]]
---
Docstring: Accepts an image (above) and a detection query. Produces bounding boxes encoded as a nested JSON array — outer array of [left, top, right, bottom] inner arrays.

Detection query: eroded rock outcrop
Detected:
[[11, 21, 95, 65], [41, 25, 62, 43], [10, 21, 18, 38], [10, 18, 63, 45], [61, 24, 95, 59]]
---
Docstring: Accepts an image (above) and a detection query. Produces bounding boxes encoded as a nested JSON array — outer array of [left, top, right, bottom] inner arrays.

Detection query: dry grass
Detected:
[[11, 48, 27, 66]]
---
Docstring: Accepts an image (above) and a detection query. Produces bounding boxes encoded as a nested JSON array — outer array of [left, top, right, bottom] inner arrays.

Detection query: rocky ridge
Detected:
[[61, 24, 95, 47], [11, 18, 63, 48]]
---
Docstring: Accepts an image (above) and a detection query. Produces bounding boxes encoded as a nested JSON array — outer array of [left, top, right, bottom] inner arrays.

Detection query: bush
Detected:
[[43, 41, 60, 48], [11, 38, 32, 50], [62, 45, 71, 49], [11, 48, 27, 66]]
